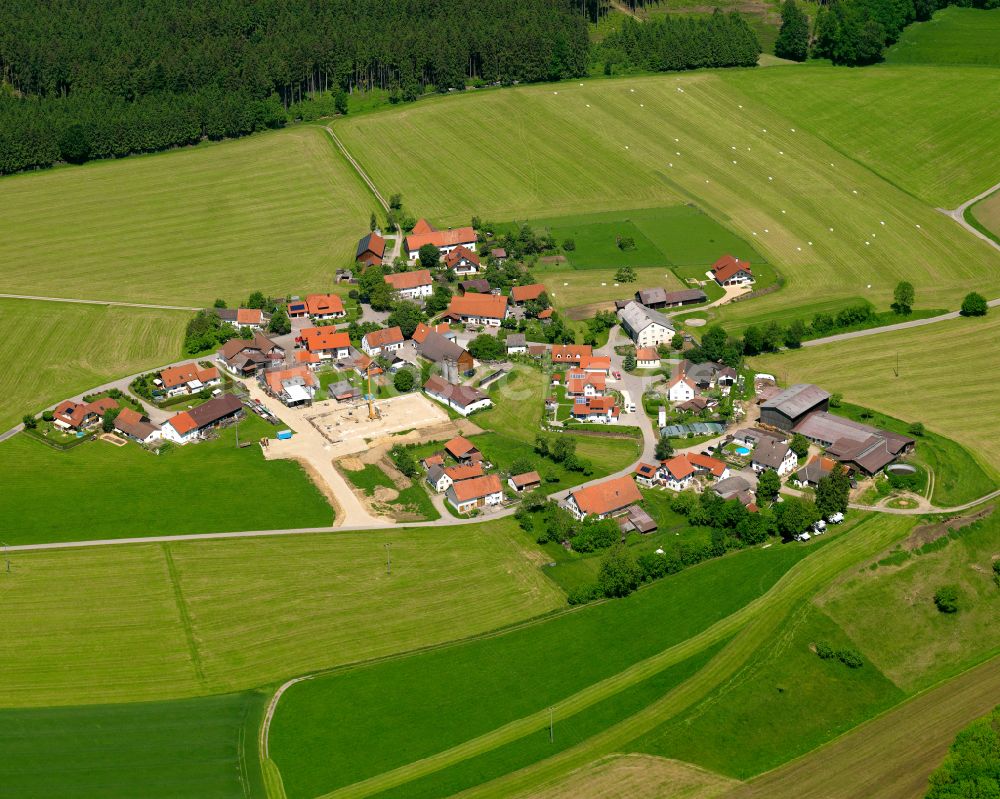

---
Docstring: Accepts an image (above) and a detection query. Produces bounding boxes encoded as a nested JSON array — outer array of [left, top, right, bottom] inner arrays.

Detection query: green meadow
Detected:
[[0, 414, 334, 544], [886, 7, 1000, 66], [0, 692, 266, 799], [269, 543, 810, 799]]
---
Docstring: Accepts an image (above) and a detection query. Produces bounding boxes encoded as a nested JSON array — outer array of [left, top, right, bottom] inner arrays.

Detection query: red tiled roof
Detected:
[[511, 283, 545, 302], [635, 347, 659, 362], [579, 355, 611, 372], [448, 293, 508, 320], [510, 471, 541, 488], [406, 227, 477, 253], [412, 218, 436, 235], [711, 255, 752, 283], [385, 269, 433, 292], [167, 411, 198, 435], [301, 327, 350, 352], [423, 454, 445, 467], [662, 455, 696, 480], [445, 436, 478, 458], [537, 307, 554, 319], [412, 322, 451, 343], [304, 294, 345, 316], [444, 464, 484, 481], [688, 452, 728, 477], [551, 344, 592, 363], [635, 462, 658, 479], [445, 246, 480, 269], [295, 350, 320, 364], [160, 362, 219, 389], [364, 326, 404, 349], [571, 476, 642, 517], [264, 366, 317, 394], [451, 474, 503, 502], [237, 308, 265, 326]]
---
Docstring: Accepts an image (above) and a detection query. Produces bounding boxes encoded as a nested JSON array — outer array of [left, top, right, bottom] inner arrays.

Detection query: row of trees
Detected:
[[0, 0, 589, 174], [599, 11, 761, 73]]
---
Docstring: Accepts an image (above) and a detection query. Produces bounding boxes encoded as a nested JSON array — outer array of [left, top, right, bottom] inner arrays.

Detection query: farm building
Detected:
[[618, 505, 658, 534], [566, 475, 642, 520], [162, 394, 242, 445], [417, 331, 474, 378], [385, 269, 433, 299], [327, 380, 361, 403], [446, 293, 509, 326], [711, 255, 753, 286], [793, 412, 914, 475], [112, 407, 162, 444], [505, 333, 527, 355], [52, 397, 119, 431], [423, 376, 492, 416], [444, 246, 481, 276], [508, 471, 541, 492], [446, 474, 504, 513], [458, 279, 492, 295], [617, 301, 675, 348], [712, 475, 757, 509], [751, 438, 798, 476], [219, 333, 285, 375], [793, 456, 839, 488], [634, 287, 707, 308], [412, 322, 453, 343], [635, 348, 659, 369], [405, 222, 477, 260], [759, 384, 831, 431], [356, 233, 386, 266], [668, 372, 698, 403], [510, 283, 546, 304]]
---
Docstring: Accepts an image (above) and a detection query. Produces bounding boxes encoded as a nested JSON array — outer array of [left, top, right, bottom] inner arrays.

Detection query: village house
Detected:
[[404, 220, 477, 260], [571, 395, 620, 423], [677, 360, 738, 392], [426, 463, 484, 494], [361, 326, 405, 357], [634, 287, 707, 308], [563, 370, 606, 398], [676, 396, 711, 413], [793, 456, 839, 488], [751, 437, 798, 476], [634, 462, 659, 487], [412, 322, 454, 342], [711, 255, 754, 287], [261, 365, 317, 407], [217, 308, 270, 330], [508, 471, 541, 493], [219, 333, 285, 376], [161, 394, 242, 445], [423, 375, 492, 416], [731, 427, 788, 451], [566, 475, 642, 521], [287, 294, 346, 321], [668, 372, 698, 403], [490, 247, 507, 263], [446, 474, 504, 513], [384, 269, 434, 300], [52, 396, 119, 431], [660, 455, 696, 491], [510, 283, 546, 305], [159, 362, 221, 398], [551, 344, 593, 365], [356, 232, 386, 266], [299, 327, 351, 361], [112, 407, 162, 444], [635, 347, 659, 369], [617, 301, 675, 348], [760, 384, 831, 431], [445, 436, 483, 464], [505, 333, 527, 355], [713, 475, 758, 510], [416, 331, 474, 378], [444, 246, 480, 276], [446, 293, 509, 327]]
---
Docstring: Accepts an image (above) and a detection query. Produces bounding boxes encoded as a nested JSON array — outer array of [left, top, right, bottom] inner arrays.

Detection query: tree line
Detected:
[[599, 11, 762, 73], [0, 0, 589, 175]]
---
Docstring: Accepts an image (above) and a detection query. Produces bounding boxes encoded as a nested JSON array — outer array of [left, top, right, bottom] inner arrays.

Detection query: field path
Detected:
[[939, 179, 1000, 253], [0, 293, 200, 311], [324, 126, 390, 214], [724, 653, 1000, 799]]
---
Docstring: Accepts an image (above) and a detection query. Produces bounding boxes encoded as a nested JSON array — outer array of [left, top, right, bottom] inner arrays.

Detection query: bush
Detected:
[[562, 238, 575, 251], [934, 585, 961, 614], [22, 413, 38, 429], [837, 648, 864, 669], [393, 369, 415, 393], [41, 410, 54, 422], [597, 542, 642, 598], [567, 584, 601, 605], [815, 641, 835, 660], [960, 292, 988, 317], [994, 560, 1000, 588]]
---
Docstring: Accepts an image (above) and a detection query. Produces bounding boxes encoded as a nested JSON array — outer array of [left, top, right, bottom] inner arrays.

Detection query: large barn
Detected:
[[759, 383, 831, 431]]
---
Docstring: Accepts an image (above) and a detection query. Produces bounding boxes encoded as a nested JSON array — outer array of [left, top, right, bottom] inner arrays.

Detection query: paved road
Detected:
[[938, 180, 1000, 254], [803, 298, 1000, 349], [0, 293, 200, 311], [850, 487, 1000, 516]]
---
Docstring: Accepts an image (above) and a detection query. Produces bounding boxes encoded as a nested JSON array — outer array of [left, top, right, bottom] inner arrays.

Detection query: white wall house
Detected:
[[617, 301, 674, 348], [668, 374, 697, 403]]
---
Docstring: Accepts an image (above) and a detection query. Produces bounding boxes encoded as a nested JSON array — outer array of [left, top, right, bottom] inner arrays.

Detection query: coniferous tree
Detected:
[[775, 0, 811, 62]]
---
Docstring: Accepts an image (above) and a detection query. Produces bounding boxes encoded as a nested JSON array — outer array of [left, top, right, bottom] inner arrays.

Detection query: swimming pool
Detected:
[[734, 446, 751, 456]]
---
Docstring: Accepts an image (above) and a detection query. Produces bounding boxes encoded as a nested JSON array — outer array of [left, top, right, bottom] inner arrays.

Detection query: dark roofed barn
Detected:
[[759, 384, 831, 431]]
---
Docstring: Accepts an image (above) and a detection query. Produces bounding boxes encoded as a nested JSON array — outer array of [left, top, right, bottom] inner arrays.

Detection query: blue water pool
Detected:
[[734, 446, 751, 456]]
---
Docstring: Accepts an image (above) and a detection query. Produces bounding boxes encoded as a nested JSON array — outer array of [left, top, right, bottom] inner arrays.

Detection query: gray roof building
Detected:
[[794, 412, 914, 475], [617, 301, 674, 341], [752, 438, 792, 470], [759, 384, 831, 431], [713, 475, 752, 500], [506, 333, 527, 349], [635, 287, 707, 308]]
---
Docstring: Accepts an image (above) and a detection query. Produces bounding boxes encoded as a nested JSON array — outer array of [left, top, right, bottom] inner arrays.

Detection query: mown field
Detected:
[[269, 543, 809, 799], [0, 519, 562, 708], [886, 7, 1000, 67], [0, 415, 333, 544], [0, 298, 188, 432], [818, 509, 1000, 692], [969, 187, 1000, 242], [723, 63, 1000, 208], [0, 692, 266, 799], [0, 126, 374, 305], [337, 70, 1000, 328], [753, 313, 1000, 481]]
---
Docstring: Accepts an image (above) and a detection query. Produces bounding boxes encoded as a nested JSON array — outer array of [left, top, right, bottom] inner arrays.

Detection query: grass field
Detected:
[[0, 415, 334, 544], [337, 70, 1000, 328], [0, 126, 374, 305], [635, 604, 904, 778], [886, 7, 1000, 67], [0, 519, 562, 707], [269, 544, 810, 799], [969, 186, 1000, 242], [0, 692, 266, 799], [731, 653, 1000, 799], [818, 510, 1000, 693], [752, 313, 1000, 481], [723, 64, 1000, 208], [0, 298, 188, 432]]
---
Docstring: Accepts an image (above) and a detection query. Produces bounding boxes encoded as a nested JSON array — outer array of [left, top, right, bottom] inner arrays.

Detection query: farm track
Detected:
[[939, 179, 1000, 254], [0, 293, 200, 311], [724, 653, 1000, 799], [311, 516, 910, 799]]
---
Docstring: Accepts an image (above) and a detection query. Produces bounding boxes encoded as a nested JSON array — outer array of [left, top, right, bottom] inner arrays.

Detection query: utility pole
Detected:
[[2, 541, 9, 573], [384, 542, 392, 575], [549, 707, 554, 743]]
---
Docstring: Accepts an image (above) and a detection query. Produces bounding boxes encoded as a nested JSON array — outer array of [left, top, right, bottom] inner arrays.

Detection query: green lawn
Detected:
[[0, 692, 266, 799], [886, 7, 1000, 66], [0, 126, 375, 305], [752, 315, 1000, 485], [341, 463, 440, 521], [818, 510, 1000, 693], [969, 187, 1000, 243], [0, 298, 189, 433], [0, 518, 563, 708], [269, 543, 811, 799], [0, 414, 334, 545], [633, 604, 905, 778]]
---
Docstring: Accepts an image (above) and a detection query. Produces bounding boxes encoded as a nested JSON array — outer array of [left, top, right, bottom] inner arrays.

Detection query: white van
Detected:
[[828, 512, 845, 524], [812, 519, 827, 534]]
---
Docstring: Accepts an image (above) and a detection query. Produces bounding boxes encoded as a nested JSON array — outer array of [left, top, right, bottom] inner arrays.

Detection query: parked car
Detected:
[[827, 511, 845, 524], [794, 531, 811, 542], [612, 370, 622, 380], [812, 519, 827, 534]]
